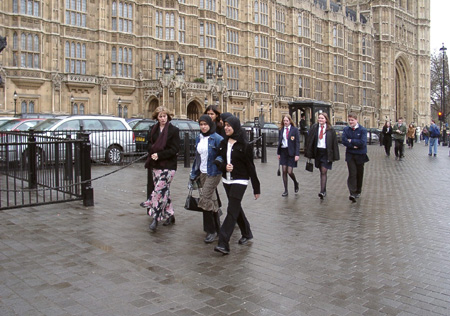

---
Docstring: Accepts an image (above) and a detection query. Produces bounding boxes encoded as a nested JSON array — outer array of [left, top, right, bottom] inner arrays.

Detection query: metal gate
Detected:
[[0, 130, 93, 210]]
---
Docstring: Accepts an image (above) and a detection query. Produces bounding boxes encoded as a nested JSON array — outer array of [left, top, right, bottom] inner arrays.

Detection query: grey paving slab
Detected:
[[1, 143, 450, 315]]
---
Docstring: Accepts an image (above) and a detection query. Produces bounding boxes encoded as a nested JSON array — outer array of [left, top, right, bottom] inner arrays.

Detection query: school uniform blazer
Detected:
[[277, 125, 300, 157], [305, 123, 340, 162]]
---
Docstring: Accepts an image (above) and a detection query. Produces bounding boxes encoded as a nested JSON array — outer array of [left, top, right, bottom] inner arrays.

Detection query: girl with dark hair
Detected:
[[277, 114, 300, 197], [305, 112, 340, 199], [213, 116, 260, 255], [143, 106, 180, 232], [190, 114, 224, 243], [204, 105, 222, 134]]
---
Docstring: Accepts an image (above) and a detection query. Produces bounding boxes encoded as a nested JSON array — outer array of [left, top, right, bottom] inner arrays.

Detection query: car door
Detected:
[[81, 119, 104, 159]]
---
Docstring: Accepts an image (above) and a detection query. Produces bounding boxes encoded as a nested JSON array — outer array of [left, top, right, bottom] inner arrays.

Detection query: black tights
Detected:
[[319, 166, 328, 193], [282, 165, 297, 192]]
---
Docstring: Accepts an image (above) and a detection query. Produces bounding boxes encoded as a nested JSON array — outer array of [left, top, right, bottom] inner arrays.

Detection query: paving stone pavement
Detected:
[[1, 142, 450, 316]]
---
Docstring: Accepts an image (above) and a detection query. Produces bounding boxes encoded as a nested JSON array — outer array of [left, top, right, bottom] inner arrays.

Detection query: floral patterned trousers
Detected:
[[147, 169, 176, 221]]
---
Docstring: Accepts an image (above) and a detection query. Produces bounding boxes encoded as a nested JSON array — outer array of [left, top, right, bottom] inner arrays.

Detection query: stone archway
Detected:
[[395, 55, 413, 123], [148, 98, 159, 118], [187, 101, 202, 121]]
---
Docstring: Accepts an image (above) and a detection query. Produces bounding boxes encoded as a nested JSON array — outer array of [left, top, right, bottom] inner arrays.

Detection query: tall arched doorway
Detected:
[[395, 56, 412, 123], [187, 101, 202, 121], [147, 98, 159, 118]]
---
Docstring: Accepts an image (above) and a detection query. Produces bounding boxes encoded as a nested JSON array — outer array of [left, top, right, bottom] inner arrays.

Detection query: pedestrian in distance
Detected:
[[407, 123, 416, 149], [428, 119, 440, 157], [392, 117, 407, 161], [305, 112, 340, 199], [422, 125, 429, 146], [277, 114, 300, 197], [213, 116, 260, 255], [189, 115, 224, 243], [342, 113, 369, 203], [143, 106, 180, 232], [381, 121, 393, 156]]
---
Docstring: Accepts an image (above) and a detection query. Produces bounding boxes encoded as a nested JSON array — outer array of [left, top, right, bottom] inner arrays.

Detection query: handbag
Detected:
[[277, 164, 281, 176], [184, 187, 204, 212], [305, 159, 314, 172]]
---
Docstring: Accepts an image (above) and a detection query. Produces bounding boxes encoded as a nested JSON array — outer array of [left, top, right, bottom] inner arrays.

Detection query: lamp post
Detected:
[[13, 91, 18, 117], [117, 97, 122, 117], [70, 94, 74, 114], [206, 61, 213, 80], [163, 53, 171, 74], [440, 43, 447, 146], [204, 96, 208, 109], [176, 55, 183, 76], [269, 103, 272, 122], [217, 62, 223, 82]]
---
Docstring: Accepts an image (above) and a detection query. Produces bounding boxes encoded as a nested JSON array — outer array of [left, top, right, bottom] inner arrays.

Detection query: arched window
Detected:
[[79, 103, 85, 114], [21, 101, 27, 114], [29, 101, 35, 113], [73, 103, 78, 114]]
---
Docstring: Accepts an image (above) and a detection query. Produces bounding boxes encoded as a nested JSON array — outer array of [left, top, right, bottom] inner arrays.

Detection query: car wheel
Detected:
[[105, 145, 123, 164], [22, 147, 45, 169]]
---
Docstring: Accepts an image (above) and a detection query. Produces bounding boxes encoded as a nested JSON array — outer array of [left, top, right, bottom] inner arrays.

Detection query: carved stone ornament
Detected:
[[52, 73, 63, 90]]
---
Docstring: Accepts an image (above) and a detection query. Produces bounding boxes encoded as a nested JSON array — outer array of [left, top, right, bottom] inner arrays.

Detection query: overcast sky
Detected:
[[430, 0, 449, 55]]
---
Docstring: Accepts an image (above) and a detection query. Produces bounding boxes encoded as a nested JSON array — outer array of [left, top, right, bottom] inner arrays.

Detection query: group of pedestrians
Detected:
[[381, 118, 442, 159], [142, 105, 259, 255], [140, 107, 444, 256]]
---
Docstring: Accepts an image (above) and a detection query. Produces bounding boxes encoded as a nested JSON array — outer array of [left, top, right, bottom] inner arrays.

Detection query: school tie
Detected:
[[285, 127, 289, 140], [319, 125, 324, 140]]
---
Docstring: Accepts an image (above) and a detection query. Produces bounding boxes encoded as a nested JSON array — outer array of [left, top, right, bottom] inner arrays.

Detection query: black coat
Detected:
[[382, 126, 393, 147], [215, 139, 260, 195], [305, 124, 340, 162], [147, 123, 180, 170]]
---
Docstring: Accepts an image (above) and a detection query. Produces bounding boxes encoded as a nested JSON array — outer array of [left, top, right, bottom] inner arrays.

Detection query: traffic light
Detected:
[[438, 111, 443, 121]]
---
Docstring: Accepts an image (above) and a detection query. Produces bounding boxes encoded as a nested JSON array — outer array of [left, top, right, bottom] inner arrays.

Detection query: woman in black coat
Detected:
[[305, 112, 340, 199], [143, 106, 180, 232], [381, 121, 393, 156], [213, 116, 260, 255]]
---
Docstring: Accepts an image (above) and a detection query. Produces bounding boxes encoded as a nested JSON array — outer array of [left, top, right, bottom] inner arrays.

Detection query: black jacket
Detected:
[[147, 123, 180, 170], [277, 125, 301, 157], [305, 123, 340, 162], [215, 139, 260, 195]]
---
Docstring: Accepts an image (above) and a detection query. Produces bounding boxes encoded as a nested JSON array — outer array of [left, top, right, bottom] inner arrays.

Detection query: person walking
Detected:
[[422, 125, 429, 146], [407, 123, 415, 149], [381, 121, 393, 156], [342, 113, 369, 203], [143, 106, 180, 232], [305, 112, 340, 199], [392, 117, 407, 160], [428, 120, 440, 157], [189, 115, 224, 243], [213, 116, 260, 255], [204, 105, 223, 136], [277, 114, 300, 197]]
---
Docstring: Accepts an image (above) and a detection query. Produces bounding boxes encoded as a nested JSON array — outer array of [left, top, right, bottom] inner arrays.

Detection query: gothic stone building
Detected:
[[0, 0, 430, 127]]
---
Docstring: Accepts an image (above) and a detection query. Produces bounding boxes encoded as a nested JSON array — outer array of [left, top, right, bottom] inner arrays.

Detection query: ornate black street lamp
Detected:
[[269, 103, 272, 122], [176, 56, 183, 76], [117, 97, 122, 117], [13, 91, 18, 117], [217, 62, 223, 80], [204, 96, 208, 108], [206, 61, 213, 80], [163, 53, 171, 74]]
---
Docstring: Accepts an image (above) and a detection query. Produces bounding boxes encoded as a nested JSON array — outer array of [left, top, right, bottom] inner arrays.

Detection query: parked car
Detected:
[[242, 121, 279, 145], [0, 118, 45, 132], [133, 119, 200, 157], [333, 125, 346, 143], [30, 115, 135, 164], [126, 118, 143, 129], [0, 117, 14, 126]]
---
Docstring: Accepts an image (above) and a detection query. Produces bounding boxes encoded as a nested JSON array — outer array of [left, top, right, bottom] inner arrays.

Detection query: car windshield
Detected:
[[263, 123, 278, 129], [133, 121, 155, 131], [34, 118, 63, 131], [0, 120, 21, 131]]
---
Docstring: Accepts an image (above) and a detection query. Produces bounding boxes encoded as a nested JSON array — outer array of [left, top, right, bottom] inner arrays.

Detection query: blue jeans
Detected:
[[429, 137, 438, 155]]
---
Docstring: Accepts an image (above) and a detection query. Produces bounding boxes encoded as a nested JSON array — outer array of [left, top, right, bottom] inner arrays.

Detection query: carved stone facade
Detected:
[[0, 0, 430, 127]]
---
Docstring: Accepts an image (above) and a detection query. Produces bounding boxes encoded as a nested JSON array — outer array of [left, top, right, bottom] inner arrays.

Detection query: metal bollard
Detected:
[[261, 133, 267, 163], [184, 132, 190, 168]]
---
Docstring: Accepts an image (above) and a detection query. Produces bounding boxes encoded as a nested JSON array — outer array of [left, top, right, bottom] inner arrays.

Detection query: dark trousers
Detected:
[[203, 211, 220, 234], [218, 183, 253, 250], [384, 144, 391, 156], [346, 156, 365, 195], [394, 139, 404, 158]]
